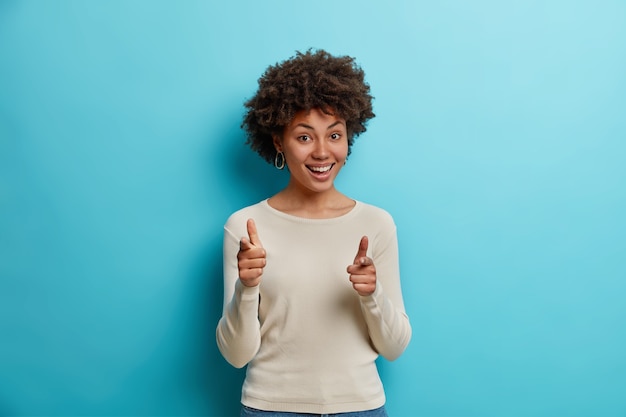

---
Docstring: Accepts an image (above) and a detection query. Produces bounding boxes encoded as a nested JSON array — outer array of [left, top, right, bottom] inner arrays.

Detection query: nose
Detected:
[[312, 139, 329, 159]]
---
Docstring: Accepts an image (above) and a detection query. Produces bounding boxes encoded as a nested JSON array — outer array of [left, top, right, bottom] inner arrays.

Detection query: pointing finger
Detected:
[[354, 236, 368, 264], [359, 256, 373, 266], [247, 218, 262, 247]]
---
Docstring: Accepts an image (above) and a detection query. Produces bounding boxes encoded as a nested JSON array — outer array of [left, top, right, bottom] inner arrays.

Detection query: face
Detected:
[[274, 108, 348, 196]]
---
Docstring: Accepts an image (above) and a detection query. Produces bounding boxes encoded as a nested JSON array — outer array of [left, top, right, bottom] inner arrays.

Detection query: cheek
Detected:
[[336, 143, 349, 160], [284, 148, 307, 164]]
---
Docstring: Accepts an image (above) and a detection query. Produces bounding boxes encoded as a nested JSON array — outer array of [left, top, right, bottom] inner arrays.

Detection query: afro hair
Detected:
[[241, 49, 375, 164]]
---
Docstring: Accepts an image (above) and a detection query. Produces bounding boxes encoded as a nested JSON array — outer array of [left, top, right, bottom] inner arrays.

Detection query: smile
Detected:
[[307, 164, 334, 173]]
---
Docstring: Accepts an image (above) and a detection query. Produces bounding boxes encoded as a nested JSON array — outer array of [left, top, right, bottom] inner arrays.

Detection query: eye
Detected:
[[330, 132, 342, 140], [297, 135, 312, 142]]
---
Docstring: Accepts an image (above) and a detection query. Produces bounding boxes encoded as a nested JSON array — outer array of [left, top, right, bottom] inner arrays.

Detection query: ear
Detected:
[[272, 134, 283, 152]]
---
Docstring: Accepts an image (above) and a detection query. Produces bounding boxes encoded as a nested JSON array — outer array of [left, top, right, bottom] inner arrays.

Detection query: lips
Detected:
[[307, 164, 334, 173], [306, 163, 335, 180]]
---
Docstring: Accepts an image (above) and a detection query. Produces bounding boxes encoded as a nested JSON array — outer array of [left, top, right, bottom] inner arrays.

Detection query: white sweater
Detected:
[[216, 199, 411, 414]]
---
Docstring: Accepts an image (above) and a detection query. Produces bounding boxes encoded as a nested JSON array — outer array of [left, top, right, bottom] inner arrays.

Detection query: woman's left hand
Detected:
[[347, 236, 377, 296]]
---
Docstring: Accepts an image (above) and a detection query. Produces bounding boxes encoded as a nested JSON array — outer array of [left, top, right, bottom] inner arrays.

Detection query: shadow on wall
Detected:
[[197, 236, 246, 417], [0, 400, 14, 417], [193, 111, 286, 417], [220, 114, 288, 208]]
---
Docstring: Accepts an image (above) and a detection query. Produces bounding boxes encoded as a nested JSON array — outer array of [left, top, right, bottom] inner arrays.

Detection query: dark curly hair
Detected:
[[242, 49, 375, 164]]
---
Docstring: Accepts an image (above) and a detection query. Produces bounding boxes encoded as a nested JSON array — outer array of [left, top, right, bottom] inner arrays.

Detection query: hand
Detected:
[[347, 236, 376, 296], [237, 218, 266, 287]]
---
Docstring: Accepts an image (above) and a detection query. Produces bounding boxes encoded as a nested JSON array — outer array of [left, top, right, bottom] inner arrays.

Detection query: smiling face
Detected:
[[274, 108, 349, 197]]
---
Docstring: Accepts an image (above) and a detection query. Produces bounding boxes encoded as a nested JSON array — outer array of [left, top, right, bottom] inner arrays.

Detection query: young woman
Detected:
[[216, 49, 411, 417]]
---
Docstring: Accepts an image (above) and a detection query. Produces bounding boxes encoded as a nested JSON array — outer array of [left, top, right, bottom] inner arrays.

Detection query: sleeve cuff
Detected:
[[359, 282, 384, 308], [235, 279, 261, 301]]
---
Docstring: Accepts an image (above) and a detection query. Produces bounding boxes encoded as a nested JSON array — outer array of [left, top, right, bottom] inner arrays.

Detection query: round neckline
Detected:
[[261, 199, 362, 224]]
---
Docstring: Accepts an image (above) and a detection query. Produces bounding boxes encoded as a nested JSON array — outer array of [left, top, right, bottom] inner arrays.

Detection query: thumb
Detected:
[[247, 218, 263, 247], [354, 236, 368, 264]]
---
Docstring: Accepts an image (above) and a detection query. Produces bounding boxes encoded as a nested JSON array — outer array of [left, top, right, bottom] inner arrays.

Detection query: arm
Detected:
[[215, 224, 263, 368], [359, 282, 411, 361], [348, 222, 411, 361]]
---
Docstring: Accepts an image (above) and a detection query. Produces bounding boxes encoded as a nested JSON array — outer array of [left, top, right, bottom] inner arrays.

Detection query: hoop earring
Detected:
[[274, 151, 285, 170]]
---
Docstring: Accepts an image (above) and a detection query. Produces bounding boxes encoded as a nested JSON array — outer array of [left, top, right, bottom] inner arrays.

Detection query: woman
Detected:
[[216, 49, 411, 417]]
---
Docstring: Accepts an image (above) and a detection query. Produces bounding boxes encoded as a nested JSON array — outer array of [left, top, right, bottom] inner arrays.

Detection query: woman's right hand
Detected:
[[237, 218, 265, 287]]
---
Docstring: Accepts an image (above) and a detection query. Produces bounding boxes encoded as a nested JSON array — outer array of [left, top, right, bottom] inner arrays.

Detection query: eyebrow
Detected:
[[294, 121, 345, 130]]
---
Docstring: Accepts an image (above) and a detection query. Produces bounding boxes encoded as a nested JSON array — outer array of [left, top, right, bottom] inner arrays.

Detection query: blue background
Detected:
[[1, 1, 625, 416]]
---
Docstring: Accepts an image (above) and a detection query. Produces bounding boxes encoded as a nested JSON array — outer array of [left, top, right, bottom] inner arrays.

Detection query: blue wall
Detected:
[[1, 1, 625, 416]]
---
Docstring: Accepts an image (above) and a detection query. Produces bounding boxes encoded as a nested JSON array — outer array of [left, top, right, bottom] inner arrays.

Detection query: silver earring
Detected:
[[274, 151, 285, 170]]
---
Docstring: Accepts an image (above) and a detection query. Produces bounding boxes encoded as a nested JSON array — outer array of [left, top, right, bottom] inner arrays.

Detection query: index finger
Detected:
[[354, 235, 369, 263], [247, 218, 262, 247]]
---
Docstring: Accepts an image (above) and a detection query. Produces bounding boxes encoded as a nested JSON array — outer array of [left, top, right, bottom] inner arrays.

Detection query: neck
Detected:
[[268, 184, 354, 219]]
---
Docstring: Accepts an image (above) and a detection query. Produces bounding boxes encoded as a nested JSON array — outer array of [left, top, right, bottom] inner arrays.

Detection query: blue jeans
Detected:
[[240, 405, 388, 417]]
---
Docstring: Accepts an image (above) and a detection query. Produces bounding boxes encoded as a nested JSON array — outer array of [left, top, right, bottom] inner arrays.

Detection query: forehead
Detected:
[[288, 108, 346, 128]]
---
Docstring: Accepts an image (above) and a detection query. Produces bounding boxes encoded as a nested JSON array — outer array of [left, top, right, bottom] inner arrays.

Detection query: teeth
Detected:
[[309, 165, 332, 173]]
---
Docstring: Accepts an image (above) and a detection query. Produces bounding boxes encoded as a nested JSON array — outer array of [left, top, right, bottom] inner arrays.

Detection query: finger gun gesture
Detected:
[[347, 236, 376, 296], [237, 219, 266, 287]]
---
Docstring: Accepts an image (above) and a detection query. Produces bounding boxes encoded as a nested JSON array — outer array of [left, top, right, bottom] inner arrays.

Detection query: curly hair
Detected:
[[242, 49, 375, 164]]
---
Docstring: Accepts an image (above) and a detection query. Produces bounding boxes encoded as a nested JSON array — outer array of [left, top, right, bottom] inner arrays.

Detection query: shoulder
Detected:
[[355, 201, 396, 227], [224, 200, 268, 232], [353, 202, 399, 252]]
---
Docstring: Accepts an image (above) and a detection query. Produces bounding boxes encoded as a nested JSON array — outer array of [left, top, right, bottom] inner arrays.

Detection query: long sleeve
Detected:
[[358, 220, 411, 361], [215, 226, 261, 368], [359, 284, 411, 361]]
